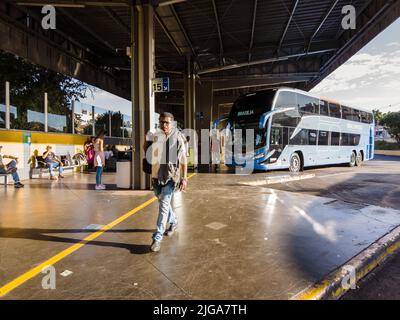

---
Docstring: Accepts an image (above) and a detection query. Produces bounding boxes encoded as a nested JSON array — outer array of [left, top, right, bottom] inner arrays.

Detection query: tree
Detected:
[[0, 50, 92, 132], [372, 109, 384, 125], [381, 112, 400, 143]]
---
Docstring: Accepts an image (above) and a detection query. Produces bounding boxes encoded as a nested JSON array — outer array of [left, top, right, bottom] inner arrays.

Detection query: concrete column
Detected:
[[195, 82, 214, 172], [44, 92, 48, 132], [184, 56, 196, 129], [5, 81, 10, 129], [71, 100, 75, 134], [131, 3, 155, 190], [92, 105, 95, 136], [108, 111, 112, 137]]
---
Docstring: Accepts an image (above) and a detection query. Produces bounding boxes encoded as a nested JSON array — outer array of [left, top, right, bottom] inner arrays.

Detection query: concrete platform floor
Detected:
[[0, 155, 399, 299]]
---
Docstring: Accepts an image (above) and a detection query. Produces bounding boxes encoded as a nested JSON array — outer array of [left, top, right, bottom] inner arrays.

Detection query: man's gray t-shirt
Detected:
[[44, 152, 57, 163], [150, 128, 187, 185]]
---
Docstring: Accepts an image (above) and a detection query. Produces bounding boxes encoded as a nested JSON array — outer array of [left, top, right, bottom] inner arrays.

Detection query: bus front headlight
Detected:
[[254, 152, 265, 160]]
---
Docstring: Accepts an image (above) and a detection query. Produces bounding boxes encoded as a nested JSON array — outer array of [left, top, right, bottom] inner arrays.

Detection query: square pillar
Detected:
[[184, 56, 196, 129], [131, 3, 155, 190]]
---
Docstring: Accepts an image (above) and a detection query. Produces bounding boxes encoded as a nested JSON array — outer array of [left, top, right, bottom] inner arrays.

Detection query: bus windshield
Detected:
[[228, 90, 276, 149]]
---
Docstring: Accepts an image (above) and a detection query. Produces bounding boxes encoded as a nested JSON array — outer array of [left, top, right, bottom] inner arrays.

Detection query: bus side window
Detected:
[[290, 129, 309, 145], [329, 103, 341, 118], [309, 130, 317, 145], [320, 100, 329, 116], [342, 106, 352, 121], [298, 94, 319, 115], [318, 131, 329, 145], [341, 133, 349, 146], [352, 109, 361, 122], [361, 111, 369, 123], [275, 91, 297, 109], [331, 132, 340, 146]]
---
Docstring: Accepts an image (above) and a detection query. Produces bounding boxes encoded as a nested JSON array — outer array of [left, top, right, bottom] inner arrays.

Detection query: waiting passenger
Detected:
[[43, 146, 64, 180], [0, 145, 24, 188], [94, 130, 106, 190]]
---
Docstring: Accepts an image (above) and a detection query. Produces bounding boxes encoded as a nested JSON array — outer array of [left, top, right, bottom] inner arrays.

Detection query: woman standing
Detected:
[[84, 136, 95, 170], [94, 130, 106, 190]]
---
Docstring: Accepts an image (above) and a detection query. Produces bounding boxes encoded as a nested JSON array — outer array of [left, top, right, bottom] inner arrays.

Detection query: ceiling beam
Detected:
[[211, 0, 224, 66], [170, 5, 196, 58], [278, 0, 300, 53], [16, 1, 129, 7], [102, 7, 130, 36], [248, 0, 258, 62], [60, 8, 118, 54], [307, 0, 340, 53], [154, 10, 183, 56], [197, 49, 336, 75]]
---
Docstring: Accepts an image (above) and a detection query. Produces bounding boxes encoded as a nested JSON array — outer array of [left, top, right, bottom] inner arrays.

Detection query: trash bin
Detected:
[[116, 161, 131, 189]]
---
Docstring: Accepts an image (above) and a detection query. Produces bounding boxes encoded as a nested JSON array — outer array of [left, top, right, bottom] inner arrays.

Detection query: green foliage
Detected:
[[375, 140, 400, 150], [0, 50, 91, 132], [372, 109, 383, 125], [381, 112, 400, 143]]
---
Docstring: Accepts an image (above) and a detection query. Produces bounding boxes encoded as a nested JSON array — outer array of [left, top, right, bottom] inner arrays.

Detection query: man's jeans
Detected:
[[47, 162, 63, 177], [152, 180, 177, 242], [0, 160, 20, 183]]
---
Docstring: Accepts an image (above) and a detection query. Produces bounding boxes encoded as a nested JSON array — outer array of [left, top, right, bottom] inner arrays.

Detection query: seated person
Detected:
[[43, 146, 64, 180], [0, 145, 24, 188]]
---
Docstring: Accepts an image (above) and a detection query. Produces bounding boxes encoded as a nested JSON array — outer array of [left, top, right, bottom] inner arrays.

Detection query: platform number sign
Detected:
[[152, 77, 170, 93]]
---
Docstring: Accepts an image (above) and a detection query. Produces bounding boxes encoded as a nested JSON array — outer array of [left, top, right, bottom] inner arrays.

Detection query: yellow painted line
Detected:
[[295, 239, 400, 300], [0, 173, 197, 298]]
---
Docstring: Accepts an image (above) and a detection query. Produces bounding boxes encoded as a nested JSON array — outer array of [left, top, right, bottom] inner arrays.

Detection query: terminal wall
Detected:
[[0, 130, 87, 181]]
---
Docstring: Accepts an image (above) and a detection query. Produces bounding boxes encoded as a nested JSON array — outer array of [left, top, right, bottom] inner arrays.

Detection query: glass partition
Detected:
[[73, 101, 94, 135], [48, 99, 72, 133], [0, 104, 5, 128], [8, 88, 45, 131], [94, 106, 110, 136]]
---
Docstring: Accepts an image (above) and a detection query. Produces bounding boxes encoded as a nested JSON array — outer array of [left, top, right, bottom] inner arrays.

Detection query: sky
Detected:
[[311, 17, 400, 113], [81, 17, 400, 115]]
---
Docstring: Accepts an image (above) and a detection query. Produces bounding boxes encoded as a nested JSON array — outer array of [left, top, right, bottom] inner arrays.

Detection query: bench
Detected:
[[29, 153, 85, 179], [0, 172, 10, 187]]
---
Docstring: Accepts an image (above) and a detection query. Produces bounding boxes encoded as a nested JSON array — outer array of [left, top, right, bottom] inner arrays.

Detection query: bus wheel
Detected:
[[356, 151, 363, 167], [289, 153, 302, 173], [349, 152, 356, 167]]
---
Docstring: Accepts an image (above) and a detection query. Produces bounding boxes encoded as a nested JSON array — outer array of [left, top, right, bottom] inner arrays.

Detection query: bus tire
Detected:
[[356, 151, 363, 167], [289, 153, 302, 173], [349, 151, 356, 167]]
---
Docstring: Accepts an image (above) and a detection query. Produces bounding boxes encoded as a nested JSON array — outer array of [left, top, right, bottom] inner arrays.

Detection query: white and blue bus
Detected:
[[225, 87, 375, 172]]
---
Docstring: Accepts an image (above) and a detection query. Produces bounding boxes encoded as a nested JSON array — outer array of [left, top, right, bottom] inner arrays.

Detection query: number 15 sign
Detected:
[[152, 77, 170, 93]]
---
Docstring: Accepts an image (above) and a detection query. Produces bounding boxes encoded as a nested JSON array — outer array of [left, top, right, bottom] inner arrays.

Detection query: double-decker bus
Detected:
[[225, 87, 375, 172]]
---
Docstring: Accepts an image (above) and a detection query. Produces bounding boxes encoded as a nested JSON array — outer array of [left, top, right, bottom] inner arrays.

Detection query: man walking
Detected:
[[149, 112, 188, 252], [0, 145, 24, 188]]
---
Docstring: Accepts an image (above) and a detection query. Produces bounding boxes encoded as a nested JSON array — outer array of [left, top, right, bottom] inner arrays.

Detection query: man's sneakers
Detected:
[[164, 223, 178, 237], [150, 240, 161, 252], [50, 176, 58, 180], [14, 182, 24, 188], [59, 175, 65, 179]]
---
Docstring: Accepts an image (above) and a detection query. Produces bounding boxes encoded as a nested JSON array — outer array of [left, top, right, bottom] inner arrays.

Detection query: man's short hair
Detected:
[[159, 112, 174, 120]]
